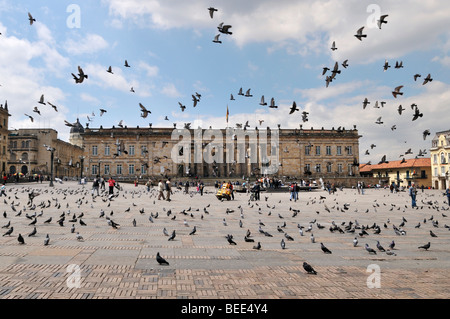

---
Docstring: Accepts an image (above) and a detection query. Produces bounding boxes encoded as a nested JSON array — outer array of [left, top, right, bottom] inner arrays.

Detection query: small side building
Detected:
[[359, 157, 431, 188]]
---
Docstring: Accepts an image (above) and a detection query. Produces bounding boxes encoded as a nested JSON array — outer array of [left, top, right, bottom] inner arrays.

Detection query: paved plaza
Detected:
[[0, 180, 449, 299]]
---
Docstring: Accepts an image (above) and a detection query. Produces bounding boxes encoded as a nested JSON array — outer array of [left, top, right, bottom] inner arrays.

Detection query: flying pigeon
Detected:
[[377, 14, 388, 29], [392, 85, 404, 98], [208, 7, 218, 19], [354, 27, 367, 41]]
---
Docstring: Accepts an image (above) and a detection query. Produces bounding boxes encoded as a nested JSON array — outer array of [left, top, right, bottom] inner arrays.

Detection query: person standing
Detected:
[[165, 178, 172, 201], [100, 176, 105, 191], [184, 180, 189, 194], [92, 175, 100, 197], [199, 181, 204, 196], [108, 176, 116, 195], [445, 187, 450, 206], [157, 180, 165, 200], [253, 181, 261, 201], [409, 183, 417, 208], [289, 183, 295, 201], [145, 179, 152, 192], [0, 184, 6, 197]]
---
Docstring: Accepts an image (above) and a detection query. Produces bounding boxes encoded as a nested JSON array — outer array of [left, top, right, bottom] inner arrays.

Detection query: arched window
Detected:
[[21, 153, 28, 161], [441, 153, 446, 164]]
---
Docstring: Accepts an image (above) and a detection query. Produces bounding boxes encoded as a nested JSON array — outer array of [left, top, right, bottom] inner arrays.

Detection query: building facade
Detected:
[[7, 129, 84, 179], [359, 157, 431, 188], [81, 124, 361, 182], [0, 102, 10, 175], [430, 130, 450, 190]]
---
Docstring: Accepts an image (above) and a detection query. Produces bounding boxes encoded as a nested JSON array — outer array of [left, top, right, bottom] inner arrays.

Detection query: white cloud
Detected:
[[64, 33, 109, 55], [161, 83, 182, 98], [138, 61, 159, 77]]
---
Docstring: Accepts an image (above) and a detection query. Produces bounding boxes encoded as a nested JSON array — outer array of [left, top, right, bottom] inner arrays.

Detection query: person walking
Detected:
[[100, 176, 105, 191], [409, 183, 417, 208], [253, 181, 261, 201], [445, 187, 450, 206], [145, 179, 152, 192], [184, 180, 189, 194], [157, 180, 165, 200], [0, 184, 6, 197], [289, 182, 295, 201], [165, 178, 172, 201], [199, 181, 204, 196], [108, 176, 116, 195], [92, 175, 100, 197]]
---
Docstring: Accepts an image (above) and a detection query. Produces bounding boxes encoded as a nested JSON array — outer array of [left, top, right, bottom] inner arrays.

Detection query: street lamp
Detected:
[[43, 144, 56, 187]]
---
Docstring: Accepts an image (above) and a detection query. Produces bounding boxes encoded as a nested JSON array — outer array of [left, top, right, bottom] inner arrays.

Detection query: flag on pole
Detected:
[[226, 105, 229, 123]]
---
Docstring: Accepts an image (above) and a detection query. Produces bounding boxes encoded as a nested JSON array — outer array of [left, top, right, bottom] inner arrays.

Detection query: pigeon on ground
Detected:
[[156, 252, 170, 265], [18, 233, 25, 244], [320, 242, 332, 254], [168, 230, 176, 241], [253, 242, 261, 250], [365, 243, 377, 254], [418, 242, 431, 250], [303, 262, 317, 275], [44, 234, 50, 246]]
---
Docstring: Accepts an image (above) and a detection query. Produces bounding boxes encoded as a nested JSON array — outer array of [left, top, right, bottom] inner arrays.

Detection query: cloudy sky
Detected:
[[0, 0, 449, 165]]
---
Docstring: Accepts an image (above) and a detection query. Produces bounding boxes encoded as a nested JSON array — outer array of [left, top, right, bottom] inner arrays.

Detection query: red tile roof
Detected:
[[359, 158, 430, 172]]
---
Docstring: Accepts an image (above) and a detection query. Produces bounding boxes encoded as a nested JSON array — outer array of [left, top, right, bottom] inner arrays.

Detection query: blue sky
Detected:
[[1, 0, 450, 165]]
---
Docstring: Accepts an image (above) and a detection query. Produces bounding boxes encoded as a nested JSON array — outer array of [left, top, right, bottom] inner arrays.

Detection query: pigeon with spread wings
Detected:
[[289, 101, 299, 114], [354, 27, 367, 41], [377, 15, 389, 29], [28, 12, 36, 25], [139, 103, 150, 118], [392, 86, 404, 98]]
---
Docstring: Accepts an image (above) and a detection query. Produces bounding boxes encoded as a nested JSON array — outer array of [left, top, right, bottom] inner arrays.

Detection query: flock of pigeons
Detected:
[[1, 180, 448, 277], [323, 13, 435, 166]]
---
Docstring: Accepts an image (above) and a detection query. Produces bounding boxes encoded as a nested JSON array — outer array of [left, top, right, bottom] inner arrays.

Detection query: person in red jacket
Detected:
[[108, 176, 116, 195]]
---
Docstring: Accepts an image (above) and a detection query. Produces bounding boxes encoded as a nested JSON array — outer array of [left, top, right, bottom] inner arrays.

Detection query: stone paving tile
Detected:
[[0, 182, 449, 299]]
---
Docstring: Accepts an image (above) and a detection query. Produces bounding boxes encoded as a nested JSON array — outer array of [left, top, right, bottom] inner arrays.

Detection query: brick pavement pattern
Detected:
[[0, 181, 449, 299]]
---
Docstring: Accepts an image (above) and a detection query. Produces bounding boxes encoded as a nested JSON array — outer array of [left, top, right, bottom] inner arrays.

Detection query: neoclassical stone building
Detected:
[[7, 128, 83, 179], [80, 123, 361, 182]]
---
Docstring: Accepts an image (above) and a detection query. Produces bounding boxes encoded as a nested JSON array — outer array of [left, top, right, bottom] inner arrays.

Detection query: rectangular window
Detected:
[[129, 145, 135, 156], [348, 164, 353, 175], [315, 164, 321, 173], [326, 163, 332, 173], [141, 164, 147, 175], [91, 165, 98, 175], [305, 164, 310, 173], [441, 167, 446, 175], [141, 146, 147, 156], [347, 146, 352, 155], [104, 164, 110, 175], [433, 154, 437, 164], [92, 145, 98, 156], [326, 146, 331, 155], [338, 164, 343, 173], [434, 167, 438, 176], [315, 146, 320, 156], [116, 164, 122, 175], [305, 146, 310, 155], [336, 146, 342, 155], [105, 145, 110, 156], [129, 164, 135, 175]]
